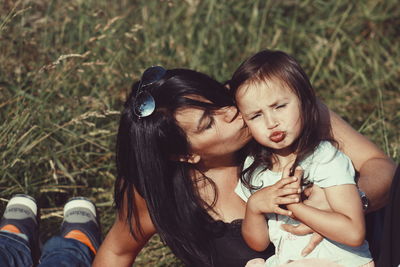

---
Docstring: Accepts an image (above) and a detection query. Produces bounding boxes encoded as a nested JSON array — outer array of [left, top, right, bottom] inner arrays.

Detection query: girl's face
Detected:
[[235, 78, 302, 156], [175, 101, 251, 162]]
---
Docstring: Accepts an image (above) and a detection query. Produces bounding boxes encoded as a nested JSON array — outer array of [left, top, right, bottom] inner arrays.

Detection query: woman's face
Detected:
[[175, 103, 251, 162]]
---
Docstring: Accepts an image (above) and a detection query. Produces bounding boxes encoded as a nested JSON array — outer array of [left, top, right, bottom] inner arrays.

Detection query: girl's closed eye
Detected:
[[276, 103, 287, 109], [249, 113, 261, 120]]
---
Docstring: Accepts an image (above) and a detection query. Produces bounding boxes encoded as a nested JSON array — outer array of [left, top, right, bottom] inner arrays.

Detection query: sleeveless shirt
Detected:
[[210, 219, 274, 267]]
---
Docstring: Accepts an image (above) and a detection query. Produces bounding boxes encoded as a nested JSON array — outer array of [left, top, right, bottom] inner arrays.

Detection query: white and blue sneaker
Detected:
[[0, 194, 40, 261], [60, 197, 101, 252]]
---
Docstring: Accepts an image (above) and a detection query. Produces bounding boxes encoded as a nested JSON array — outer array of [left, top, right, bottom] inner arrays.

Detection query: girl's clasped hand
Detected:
[[247, 166, 303, 218]]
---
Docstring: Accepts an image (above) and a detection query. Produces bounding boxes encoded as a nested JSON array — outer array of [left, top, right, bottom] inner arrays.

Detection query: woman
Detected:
[[93, 66, 395, 266]]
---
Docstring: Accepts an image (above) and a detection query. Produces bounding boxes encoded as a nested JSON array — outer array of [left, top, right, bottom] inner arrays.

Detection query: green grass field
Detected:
[[0, 0, 399, 265]]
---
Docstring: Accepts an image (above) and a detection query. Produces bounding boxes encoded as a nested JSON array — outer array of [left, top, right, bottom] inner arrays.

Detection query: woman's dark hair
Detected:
[[115, 68, 234, 266], [229, 49, 333, 189]]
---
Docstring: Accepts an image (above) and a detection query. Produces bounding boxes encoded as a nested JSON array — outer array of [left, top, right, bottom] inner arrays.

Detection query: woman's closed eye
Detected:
[[202, 116, 215, 130], [196, 111, 215, 132]]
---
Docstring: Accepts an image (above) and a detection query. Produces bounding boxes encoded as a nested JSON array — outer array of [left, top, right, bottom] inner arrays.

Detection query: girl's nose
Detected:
[[265, 113, 278, 129]]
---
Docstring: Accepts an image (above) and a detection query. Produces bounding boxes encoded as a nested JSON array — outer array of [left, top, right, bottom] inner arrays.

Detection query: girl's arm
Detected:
[[242, 177, 300, 251], [320, 102, 396, 212], [93, 189, 156, 267], [287, 184, 365, 247]]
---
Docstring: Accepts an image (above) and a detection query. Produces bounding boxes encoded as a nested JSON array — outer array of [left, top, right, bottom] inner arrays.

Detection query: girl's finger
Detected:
[[275, 196, 300, 205], [292, 166, 304, 186], [273, 205, 293, 217], [278, 187, 301, 196], [285, 193, 301, 199], [275, 177, 298, 188], [282, 163, 293, 179]]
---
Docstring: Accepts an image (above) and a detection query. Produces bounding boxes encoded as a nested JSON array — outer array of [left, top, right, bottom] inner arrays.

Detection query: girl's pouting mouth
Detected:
[[269, 131, 286, 143]]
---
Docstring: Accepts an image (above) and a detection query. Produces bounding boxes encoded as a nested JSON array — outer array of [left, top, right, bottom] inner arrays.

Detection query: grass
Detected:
[[0, 0, 399, 266]]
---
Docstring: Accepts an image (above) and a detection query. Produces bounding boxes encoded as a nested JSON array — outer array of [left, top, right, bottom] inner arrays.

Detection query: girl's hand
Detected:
[[247, 176, 301, 217], [281, 165, 303, 199], [242, 176, 301, 251], [302, 185, 332, 211]]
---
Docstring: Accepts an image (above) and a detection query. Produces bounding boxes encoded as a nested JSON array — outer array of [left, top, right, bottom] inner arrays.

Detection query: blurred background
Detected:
[[0, 0, 399, 265]]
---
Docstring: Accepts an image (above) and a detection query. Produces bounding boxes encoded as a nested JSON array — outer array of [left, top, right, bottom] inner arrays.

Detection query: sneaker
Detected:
[[60, 197, 101, 253], [0, 194, 40, 261]]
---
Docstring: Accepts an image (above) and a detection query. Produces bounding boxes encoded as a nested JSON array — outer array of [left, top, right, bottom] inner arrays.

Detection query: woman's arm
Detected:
[[320, 101, 396, 212], [93, 190, 156, 267], [287, 184, 366, 247]]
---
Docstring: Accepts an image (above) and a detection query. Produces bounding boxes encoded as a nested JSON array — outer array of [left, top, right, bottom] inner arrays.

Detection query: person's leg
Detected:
[[378, 164, 400, 267], [0, 194, 39, 267], [0, 232, 33, 267], [38, 197, 102, 267]]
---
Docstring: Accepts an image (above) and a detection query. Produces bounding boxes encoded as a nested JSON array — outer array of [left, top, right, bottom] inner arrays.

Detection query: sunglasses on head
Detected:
[[133, 66, 167, 118]]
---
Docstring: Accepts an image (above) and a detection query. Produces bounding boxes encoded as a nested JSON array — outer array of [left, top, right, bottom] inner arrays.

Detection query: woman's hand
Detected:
[[283, 184, 332, 256]]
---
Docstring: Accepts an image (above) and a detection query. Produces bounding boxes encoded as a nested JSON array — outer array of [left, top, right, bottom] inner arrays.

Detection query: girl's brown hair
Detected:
[[229, 49, 333, 189]]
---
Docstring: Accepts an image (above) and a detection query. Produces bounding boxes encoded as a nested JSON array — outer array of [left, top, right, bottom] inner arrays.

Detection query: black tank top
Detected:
[[210, 219, 274, 267]]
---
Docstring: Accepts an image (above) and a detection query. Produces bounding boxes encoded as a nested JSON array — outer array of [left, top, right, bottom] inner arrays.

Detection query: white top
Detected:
[[235, 141, 372, 266]]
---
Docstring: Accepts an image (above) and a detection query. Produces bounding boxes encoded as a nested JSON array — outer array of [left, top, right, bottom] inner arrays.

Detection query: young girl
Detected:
[[229, 50, 374, 266]]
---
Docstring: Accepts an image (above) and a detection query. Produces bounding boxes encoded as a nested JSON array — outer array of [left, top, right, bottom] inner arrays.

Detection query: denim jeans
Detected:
[[0, 231, 93, 267]]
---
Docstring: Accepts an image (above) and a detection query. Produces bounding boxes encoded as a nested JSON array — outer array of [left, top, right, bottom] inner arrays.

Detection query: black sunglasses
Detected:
[[133, 66, 167, 118]]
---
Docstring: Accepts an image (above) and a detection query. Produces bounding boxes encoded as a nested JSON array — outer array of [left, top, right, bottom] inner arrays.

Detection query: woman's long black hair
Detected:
[[115, 68, 235, 266], [229, 49, 334, 189]]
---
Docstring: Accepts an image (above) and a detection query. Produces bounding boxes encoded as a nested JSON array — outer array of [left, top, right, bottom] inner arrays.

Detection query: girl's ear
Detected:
[[178, 154, 201, 164]]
